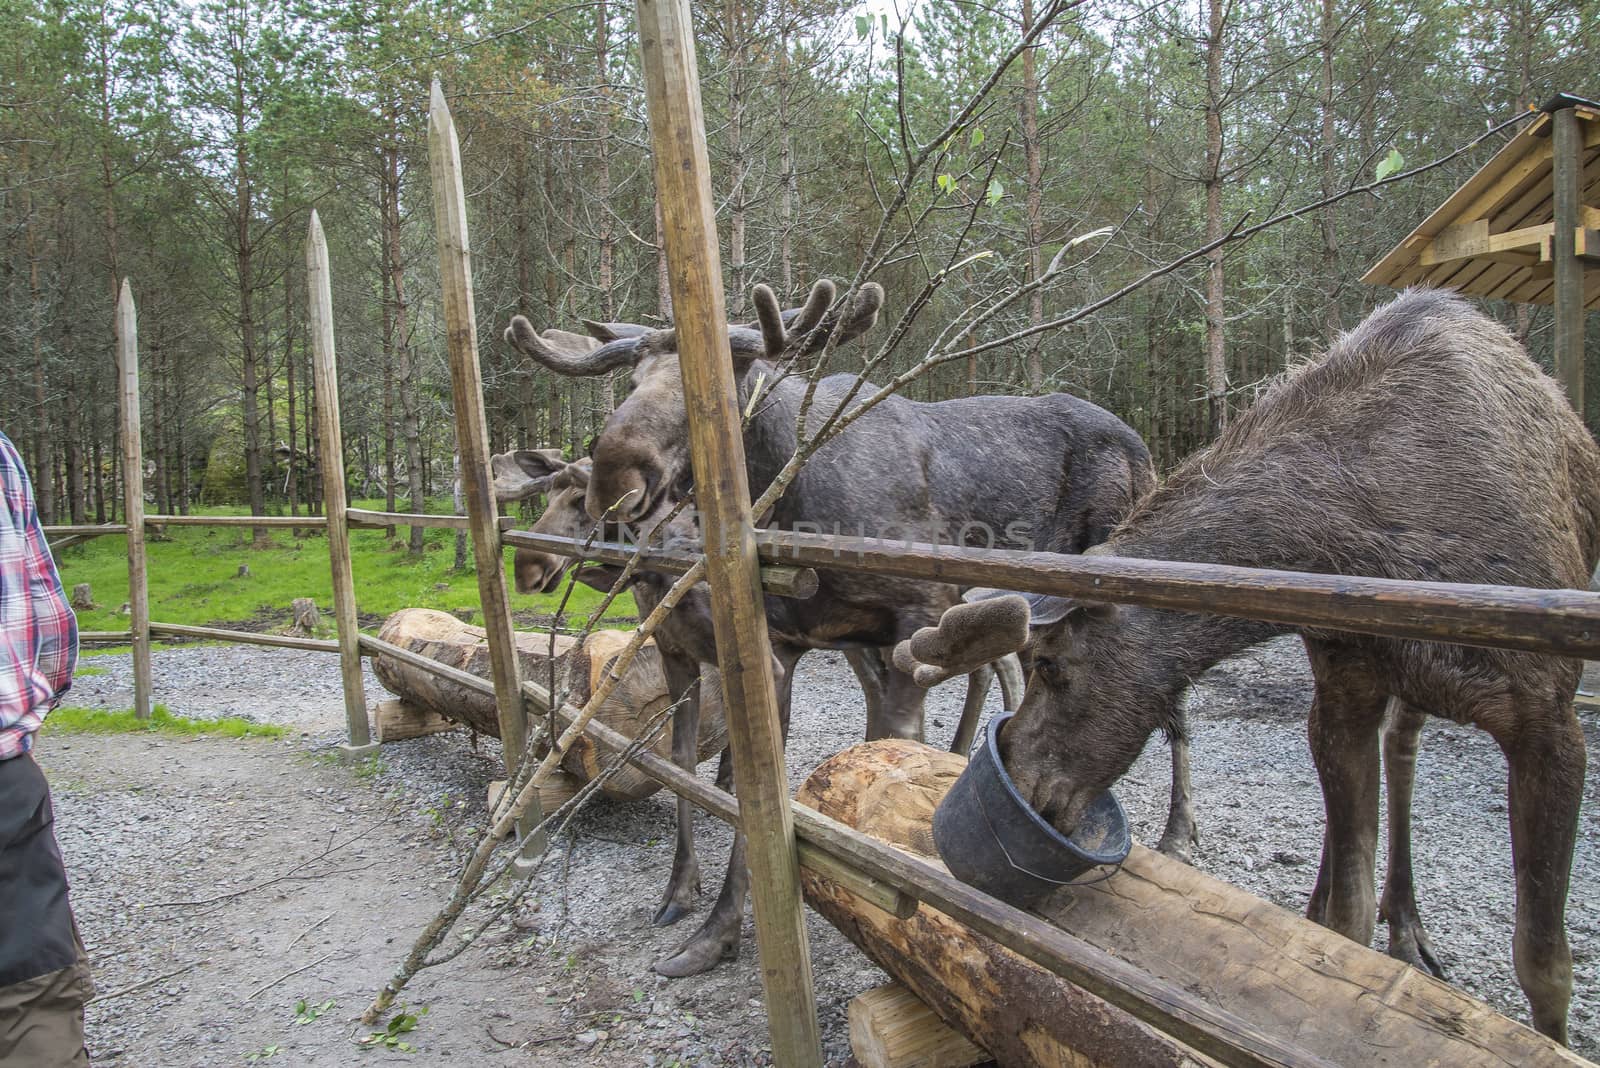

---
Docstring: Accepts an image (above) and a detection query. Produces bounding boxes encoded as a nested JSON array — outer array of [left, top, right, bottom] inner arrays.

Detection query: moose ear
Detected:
[[490, 448, 568, 502], [581, 319, 651, 343]]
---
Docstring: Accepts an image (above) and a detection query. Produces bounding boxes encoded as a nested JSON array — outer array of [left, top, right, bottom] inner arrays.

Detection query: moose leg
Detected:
[[653, 651, 802, 978], [1494, 702, 1583, 1043], [844, 647, 889, 736], [995, 652, 1025, 712], [1377, 699, 1443, 977], [1155, 713, 1198, 863], [874, 663, 927, 742], [1303, 652, 1384, 947], [654, 655, 704, 927], [950, 664, 994, 755]]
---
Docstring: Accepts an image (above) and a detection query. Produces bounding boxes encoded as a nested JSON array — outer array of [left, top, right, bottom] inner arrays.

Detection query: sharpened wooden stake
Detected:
[[427, 82, 545, 858], [633, 3, 822, 1062], [306, 212, 375, 752], [115, 281, 152, 720], [1551, 104, 1584, 419]]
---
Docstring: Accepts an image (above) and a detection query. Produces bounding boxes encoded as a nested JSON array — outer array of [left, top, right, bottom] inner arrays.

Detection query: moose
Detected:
[[494, 445, 1026, 975], [501, 279, 1166, 974], [895, 289, 1600, 1043]]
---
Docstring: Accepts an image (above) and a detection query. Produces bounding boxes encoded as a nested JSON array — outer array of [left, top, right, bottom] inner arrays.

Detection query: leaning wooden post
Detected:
[[1551, 102, 1585, 419], [635, 4, 822, 1062], [427, 82, 546, 858], [115, 280, 152, 720], [306, 212, 376, 754]]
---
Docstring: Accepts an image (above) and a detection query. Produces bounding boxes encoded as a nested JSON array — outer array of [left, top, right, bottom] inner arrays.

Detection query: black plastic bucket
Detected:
[[932, 713, 1131, 910]]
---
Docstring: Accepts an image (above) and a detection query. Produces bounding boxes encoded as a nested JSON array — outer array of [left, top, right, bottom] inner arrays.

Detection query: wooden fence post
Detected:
[[1551, 103, 1584, 420], [634, 4, 823, 1062], [427, 82, 546, 858], [306, 211, 376, 754], [116, 280, 153, 720]]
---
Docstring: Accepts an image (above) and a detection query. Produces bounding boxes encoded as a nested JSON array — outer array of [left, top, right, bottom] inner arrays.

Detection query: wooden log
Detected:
[[797, 740, 1586, 1068], [487, 771, 581, 818], [849, 983, 989, 1068], [374, 698, 460, 743], [370, 608, 728, 801]]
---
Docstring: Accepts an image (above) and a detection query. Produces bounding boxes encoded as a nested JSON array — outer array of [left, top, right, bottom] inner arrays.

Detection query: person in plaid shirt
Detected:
[[0, 429, 92, 1066]]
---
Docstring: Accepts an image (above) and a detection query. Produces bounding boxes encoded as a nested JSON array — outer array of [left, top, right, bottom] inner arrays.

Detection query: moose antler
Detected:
[[504, 316, 640, 376], [892, 595, 1032, 688], [748, 279, 886, 360], [490, 448, 568, 502]]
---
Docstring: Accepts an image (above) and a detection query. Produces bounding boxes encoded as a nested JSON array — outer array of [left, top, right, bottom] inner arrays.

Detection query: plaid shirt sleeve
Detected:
[[0, 430, 78, 759]]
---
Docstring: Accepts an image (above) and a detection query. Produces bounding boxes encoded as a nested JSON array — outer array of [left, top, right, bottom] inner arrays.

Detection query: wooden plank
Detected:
[[306, 211, 375, 751], [149, 621, 339, 653], [502, 529, 819, 598], [633, 0, 820, 1059], [799, 741, 1585, 1068], [849, 983, 989, 1068], [425, 83, 544, 855], [79, 630, 133, 643], [41, 523, 128, 536], [143, 514, 327, 528], [373, 698, 461, 743], [346, 508, 478, 531], [753, 531, 1600, 659], [116, 281, 153, 720], [1552, 106, 1585, 416], [1419, 220, 1553, 266]]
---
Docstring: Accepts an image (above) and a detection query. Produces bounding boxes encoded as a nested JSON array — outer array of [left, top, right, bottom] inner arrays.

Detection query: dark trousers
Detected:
[[0, 752, 91, 1067]]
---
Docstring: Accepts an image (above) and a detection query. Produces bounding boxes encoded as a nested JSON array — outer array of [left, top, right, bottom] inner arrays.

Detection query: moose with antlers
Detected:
[[497, 278, 1164, 975]]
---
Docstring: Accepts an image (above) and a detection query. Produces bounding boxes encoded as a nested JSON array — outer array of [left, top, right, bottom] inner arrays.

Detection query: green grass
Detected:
[[41, 705, 287, 739], [73, 664, 108, 678], [53, 498, 635, 634]]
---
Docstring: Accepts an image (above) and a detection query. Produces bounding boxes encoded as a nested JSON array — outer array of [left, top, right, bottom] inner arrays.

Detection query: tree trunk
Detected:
[[232, 40, 265, 543], [1020, 0, 1045, 392], [1202, 0, 1227, 439], [595, 0, 617, 412], [724, 0, 747, 316], [1318, 0, 1341, 340]]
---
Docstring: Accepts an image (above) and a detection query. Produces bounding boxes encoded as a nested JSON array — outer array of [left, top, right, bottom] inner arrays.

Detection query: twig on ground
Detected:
[[94, 961, 204, 1003], [284, 912, 333, 951], [246, 950, 337, 1002], [147, 827, 374, 909]]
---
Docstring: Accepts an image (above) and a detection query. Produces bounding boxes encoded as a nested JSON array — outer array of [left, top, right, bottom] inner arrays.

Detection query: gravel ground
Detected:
[[49, 637, 1600, 1063]]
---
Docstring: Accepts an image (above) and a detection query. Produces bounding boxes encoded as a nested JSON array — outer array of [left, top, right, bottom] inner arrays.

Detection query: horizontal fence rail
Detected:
[[43, 523, 129, 537], [751, 532, 1600, 659], [149, 622, 339, 653], [346, 508, 497, 531], [79, 630, 133, 643], [502, 529, 819, 599]]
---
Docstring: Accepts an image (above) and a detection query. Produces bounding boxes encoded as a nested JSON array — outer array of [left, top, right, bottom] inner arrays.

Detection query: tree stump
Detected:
[[235, 564, 252, 579], [291, 598, 321, 635], [70, 584, 96, 611]]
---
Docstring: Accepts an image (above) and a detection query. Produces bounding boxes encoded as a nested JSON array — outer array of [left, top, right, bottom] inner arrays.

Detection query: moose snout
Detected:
[[513, 550, 566, 595]]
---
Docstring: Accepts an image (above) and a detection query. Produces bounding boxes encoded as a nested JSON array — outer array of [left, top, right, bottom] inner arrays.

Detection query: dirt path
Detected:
[[51, 639, 1600, 1063]]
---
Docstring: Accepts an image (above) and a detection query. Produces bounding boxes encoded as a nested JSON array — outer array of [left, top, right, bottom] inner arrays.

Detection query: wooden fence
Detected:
[[43, 52, 1600, 1068]]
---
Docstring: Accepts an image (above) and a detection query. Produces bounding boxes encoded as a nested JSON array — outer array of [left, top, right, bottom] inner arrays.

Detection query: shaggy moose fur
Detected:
[[501, 281, 1161, 975], [897, 288, 1600, 1042]]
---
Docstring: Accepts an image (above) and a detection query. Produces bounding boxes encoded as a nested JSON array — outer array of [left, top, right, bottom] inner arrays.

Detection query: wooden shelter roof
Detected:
[[1363, 100, 1600, 308]]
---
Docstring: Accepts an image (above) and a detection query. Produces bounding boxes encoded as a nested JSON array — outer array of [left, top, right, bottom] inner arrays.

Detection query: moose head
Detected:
[[491, 449, 601, 595], [894, 580, 1176, 838], [502, 279, 884, 527]]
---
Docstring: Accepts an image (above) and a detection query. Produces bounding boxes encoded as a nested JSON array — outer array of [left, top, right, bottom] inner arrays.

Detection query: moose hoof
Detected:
[[650, 932, 740, 978], [1387, 923, 1446, 980], [1155, 826, 1197, 866], [652, 897, 696, 928]]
